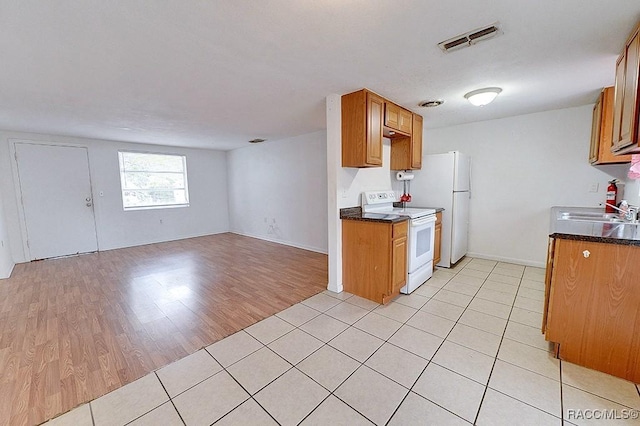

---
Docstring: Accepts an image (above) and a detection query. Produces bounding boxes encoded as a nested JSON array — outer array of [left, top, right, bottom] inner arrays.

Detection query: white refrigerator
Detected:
[[411, 151, 471, 268]]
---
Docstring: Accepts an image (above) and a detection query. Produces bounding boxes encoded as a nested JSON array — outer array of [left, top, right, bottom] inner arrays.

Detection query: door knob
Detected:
[[86, 197, 91, 202], [583, 250, 590, 258], [86, 202, 92, 207]]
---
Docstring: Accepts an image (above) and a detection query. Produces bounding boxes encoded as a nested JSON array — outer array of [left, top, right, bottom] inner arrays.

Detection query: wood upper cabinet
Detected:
[[589, 87, 631, 164], [612, 22, 640, 154], [384, 102, 412, 135], [342, 89, 384, 167], [543, 238, 640, 383], [433, 211, 442, 268], [342, 219, 408, 304], [411, 114, 423, 169], [342, 88, 423, 169], [390, 113, 423, 170]]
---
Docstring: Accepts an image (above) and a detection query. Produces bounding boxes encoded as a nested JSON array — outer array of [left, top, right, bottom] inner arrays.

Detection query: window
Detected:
[[118, 151, 189, 210]]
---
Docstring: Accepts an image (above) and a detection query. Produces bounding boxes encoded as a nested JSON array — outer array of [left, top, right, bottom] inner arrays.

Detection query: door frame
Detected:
[[9, 139, 100, 261]]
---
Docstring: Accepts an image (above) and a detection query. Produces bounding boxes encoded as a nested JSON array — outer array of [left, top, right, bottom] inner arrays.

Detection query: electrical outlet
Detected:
[[589, 183, 599, 193], [341, 189, 348, 198]]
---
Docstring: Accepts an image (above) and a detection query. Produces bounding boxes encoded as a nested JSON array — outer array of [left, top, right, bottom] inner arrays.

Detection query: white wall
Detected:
[[624, 171, 640, 207], [423, 105, 629, 266], [0, 194, 14, 278], [227, 131, 328, 253], [0, 130, 230, 264]]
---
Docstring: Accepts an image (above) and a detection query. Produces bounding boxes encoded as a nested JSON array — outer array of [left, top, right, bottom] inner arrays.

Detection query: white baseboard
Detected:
[[466, 252, 546, 268], [0, 262, 15, 279], [230, 231, 328, 255]]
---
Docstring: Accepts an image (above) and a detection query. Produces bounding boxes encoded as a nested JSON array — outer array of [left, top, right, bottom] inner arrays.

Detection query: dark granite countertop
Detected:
[[550, 206, 640, 246], [340, 207, 409, 223]]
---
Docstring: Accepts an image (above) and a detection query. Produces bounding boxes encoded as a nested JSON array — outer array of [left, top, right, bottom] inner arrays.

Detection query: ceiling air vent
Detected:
[[438, 22, 502, 53]]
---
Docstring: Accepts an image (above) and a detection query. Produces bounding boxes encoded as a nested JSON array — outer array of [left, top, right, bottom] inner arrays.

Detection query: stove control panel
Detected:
[[362, 191, 397, 205]]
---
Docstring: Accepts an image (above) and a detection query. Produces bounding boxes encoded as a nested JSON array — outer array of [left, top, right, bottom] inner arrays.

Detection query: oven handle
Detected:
[[411, 215, 437, 227]]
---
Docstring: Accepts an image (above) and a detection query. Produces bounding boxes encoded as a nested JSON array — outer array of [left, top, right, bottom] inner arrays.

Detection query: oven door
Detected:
[[407, 214, 436, 273]]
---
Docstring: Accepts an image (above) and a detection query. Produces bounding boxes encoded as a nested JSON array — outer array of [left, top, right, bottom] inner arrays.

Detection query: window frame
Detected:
[[118, 150, 190, 211]]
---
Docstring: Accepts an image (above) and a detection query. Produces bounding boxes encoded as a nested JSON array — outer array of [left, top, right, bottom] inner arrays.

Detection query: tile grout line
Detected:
[[89, 402, 96, 426], [119, 373, 177, 426], [470, 266, 563, 424], [122, 261, 555, 426], [382, 262, 491, 424], [212, 353, 282, 425], [471, 263, 514, 425], [277, 271, 461, 425], [153, 371, 188, 426]]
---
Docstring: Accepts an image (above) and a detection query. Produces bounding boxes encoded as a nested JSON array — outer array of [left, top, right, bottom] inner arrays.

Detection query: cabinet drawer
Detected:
[[392, 221, 408, 239]]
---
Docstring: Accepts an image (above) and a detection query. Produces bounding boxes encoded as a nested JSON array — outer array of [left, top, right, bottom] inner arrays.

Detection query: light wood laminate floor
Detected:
[[0, 233, 328, 426]]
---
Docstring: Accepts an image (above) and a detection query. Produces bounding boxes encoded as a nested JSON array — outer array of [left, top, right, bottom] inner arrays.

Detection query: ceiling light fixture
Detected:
[[464, 87, 502, 106], [248, 138, 266, 143]]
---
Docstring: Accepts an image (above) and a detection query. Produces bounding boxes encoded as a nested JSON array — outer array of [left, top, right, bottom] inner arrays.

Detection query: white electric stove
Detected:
[[362, 191, 436, 294]]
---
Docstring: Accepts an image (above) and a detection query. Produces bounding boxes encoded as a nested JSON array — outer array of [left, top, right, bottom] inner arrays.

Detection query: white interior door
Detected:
[[15, 143, 98, 260]]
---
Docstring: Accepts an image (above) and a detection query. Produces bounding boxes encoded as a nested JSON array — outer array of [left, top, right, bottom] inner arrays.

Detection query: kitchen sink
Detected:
[[558, 212, 626, 223], [552, 207, 640, 240]]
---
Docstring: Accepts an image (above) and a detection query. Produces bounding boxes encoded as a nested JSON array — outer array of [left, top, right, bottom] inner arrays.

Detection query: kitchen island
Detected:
[[543, 206, 640, 383]]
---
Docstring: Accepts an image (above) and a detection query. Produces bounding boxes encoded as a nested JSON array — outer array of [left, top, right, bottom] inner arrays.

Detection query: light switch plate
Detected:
[[589, 183, 599, 193]]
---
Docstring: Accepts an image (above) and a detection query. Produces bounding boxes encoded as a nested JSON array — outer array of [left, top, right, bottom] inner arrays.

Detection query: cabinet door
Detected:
[[390, 236, 407, 296], [546, 239, 640, 382], [398, 109, 413, 134], [541, 237, 555, 334], [384, 102, 400, 130], [433, 222, 442, 266], [588, 94, 602, 164], [366, 92, 384, 166], [595, 87, 632, 164], [411, 114, 423, 169], [612, 54, 626, 150], [618, 33, 640, 150]]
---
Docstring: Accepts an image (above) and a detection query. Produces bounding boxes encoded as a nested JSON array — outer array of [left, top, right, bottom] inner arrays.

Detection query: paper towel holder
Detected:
[[396, 171, 415, 181]]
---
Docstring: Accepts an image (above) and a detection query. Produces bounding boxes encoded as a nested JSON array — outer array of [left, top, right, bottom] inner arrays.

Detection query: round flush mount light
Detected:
[[248, 138, 266, 143], [464, 87, 502, 106], [418, 99, 445, 108]]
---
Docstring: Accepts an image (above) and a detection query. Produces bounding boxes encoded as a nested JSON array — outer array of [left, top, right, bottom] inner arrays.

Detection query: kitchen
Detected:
[[1, 2, 640, 425]]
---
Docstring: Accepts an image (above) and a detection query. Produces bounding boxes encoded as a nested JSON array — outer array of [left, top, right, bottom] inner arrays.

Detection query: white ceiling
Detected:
[[1, 1, 639, 150]]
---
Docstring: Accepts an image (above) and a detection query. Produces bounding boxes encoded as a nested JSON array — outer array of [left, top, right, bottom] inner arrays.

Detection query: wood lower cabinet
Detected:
[[342, 219, 408, 304], [433, 212, 442, 268], [342, 89, 384, 167], [589, 87, 631, 164], [612, 22, 640, 154], [543, 237, 640, 382], [342, 88, 423, 170]]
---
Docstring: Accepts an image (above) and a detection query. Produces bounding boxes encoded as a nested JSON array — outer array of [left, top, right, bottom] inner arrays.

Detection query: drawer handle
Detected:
[[583, 250, 590, 258]]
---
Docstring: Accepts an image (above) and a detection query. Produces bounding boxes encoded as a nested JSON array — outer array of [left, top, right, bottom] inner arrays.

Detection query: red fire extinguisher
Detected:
[[605, 179, 618, 213]]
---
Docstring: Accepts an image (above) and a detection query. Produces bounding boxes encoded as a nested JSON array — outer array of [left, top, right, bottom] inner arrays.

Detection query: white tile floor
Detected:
[[45, 258, 640, 426]]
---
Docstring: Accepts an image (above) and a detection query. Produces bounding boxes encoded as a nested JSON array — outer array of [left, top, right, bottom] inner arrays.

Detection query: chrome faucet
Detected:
[[605, 203, 639, 222]]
